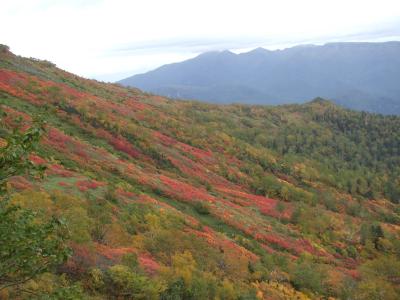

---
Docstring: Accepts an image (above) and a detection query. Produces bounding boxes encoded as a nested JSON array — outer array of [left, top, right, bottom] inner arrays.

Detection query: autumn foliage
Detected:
[[1, 46, 400, 299]]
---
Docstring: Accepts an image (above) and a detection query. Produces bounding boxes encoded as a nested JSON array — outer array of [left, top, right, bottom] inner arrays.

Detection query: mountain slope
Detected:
[[1, 44, 400, 299], [119, 42, 400, 115]]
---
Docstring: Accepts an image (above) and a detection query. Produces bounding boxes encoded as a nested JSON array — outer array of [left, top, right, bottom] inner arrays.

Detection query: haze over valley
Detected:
[[119, 41, 400, 115]]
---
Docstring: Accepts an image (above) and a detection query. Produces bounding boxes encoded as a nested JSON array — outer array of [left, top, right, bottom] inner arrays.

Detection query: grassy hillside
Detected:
[[1, 44, 400, 299]]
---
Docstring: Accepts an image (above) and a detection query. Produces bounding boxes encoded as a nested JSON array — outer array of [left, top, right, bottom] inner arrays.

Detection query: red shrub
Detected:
[[153, 131, 177, 146], [95, 243, 135, 261], [116, 188, 136, 198], [95, 243, 160, 275], [47, 128, 72, 147], [159, 175, 215, 203], [63, 242, 96, 276], [75, 148, 89, 160], [186, 226, 258, 262], [8, 176, 33, 190], [76, 179, 105, 191], [29, 154, 46, 165], [109, 136, 140, 158], [48, 164, 75, 177], [124, 99, 151, 111], [138, 253, 160, 275]]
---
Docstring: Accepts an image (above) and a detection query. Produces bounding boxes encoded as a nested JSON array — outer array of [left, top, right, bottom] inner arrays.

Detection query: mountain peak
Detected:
[[248, 47, 270, 54], [199, 50, 236, 57], [221, 49, 235, 55]]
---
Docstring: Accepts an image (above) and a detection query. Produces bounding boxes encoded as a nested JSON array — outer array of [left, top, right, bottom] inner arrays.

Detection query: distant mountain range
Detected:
[[119, 41, 400, 114]]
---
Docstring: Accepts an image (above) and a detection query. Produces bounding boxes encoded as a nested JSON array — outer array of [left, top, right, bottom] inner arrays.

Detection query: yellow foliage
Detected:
[[11, 190, 53, 215], [355, 279, 397, 300], [376, 238, 393, 252], [131, 234, 145, 250], [63, 206, 92, 243], [86, 268, 104, 291], [217, 132, 232, 143], [104, 222, 132, 246], [51, 190, 87, 211], [144, 213, 161, 231], [23, 273, 57, 294], [171, 250, 197, 285], [218, 279, 236, 300], [172, 251, 196, 284], [252, 280, 311, 300], [221, 249, 250, 281]]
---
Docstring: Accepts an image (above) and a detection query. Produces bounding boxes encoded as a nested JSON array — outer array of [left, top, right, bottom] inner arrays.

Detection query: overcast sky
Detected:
[[1, 0, 400, 81]]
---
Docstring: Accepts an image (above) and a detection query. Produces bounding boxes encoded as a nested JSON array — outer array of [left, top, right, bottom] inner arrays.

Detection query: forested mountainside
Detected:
[[1, 44, 400, 299], [119, 42, 400, 115]]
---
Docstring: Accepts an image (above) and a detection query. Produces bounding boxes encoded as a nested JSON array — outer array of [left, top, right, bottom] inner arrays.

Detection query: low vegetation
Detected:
[[0, 45, 399, 299]]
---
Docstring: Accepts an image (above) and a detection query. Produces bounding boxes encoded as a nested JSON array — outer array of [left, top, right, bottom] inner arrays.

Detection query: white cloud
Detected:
[[1, 0, 399, 81]]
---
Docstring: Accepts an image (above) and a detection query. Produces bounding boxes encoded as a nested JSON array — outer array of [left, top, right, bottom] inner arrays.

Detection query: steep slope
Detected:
[[1, 44, 400, 299], [119, 42, 400, 115]]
